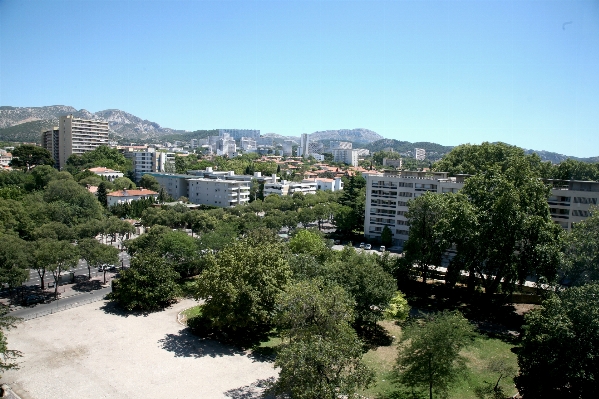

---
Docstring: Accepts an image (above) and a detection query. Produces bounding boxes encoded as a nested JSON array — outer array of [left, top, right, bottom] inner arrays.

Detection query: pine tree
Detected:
[[97, 182, 108, 208]]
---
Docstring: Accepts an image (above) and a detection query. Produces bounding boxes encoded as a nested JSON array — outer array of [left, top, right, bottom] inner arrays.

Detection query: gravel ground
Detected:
[[0, 299, 278, 399]]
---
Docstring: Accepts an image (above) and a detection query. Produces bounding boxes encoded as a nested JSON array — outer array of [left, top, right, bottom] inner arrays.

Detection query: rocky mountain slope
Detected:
[[0, 106, 183, 142], [309, 128, 383, 143]]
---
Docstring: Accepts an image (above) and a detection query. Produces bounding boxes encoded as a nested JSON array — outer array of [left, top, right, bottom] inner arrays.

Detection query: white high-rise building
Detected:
[[415, 148, 426, 161], [332, 149, 359, 167], [299, 133, 309, 158], [218, 129, 260, 140], [42, 115, 109, 169], [330, 141, 352, 151]]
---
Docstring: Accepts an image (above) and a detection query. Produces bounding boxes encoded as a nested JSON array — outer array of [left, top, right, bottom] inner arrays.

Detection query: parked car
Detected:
[[334, 240, 341, 245], [359, 242, 365, 248], [364, 244, 372, 250], [23, 294, 45, 306], [380, 246, 386, 252]]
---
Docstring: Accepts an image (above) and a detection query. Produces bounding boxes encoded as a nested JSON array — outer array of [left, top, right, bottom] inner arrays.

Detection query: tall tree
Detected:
[[194, 229, 291, 343], [272, 280, 374, 399], [9, 145, 54, 171], [0, 308, 21, 376], [77, 238, 119, 280], [515, 284, 599, 398], [394, 311, 477, 399], [97, 182, 108, 208], [0, 235, 30, 288], [562, 206, 599, 286]]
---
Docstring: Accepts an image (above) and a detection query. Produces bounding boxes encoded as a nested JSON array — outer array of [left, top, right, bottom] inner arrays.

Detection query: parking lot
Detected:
[[0, 298, 277, 399]]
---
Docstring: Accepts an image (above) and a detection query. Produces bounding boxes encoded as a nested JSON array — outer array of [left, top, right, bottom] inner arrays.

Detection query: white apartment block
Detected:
[[332, 149, 359, 167], [365, 172, 599, 247], [187, 178, 250, 207], [330, 141, 352, 151], [263, 176, 317, 196], [299, 134, 309, 158], [383, 158, 403, 168], [282, 140, 294, 156], [313, 177, 343, 192], [414, 148, 426, 161], [219, 129, 260, 140], [123, 148, 172, 182], [240, 137, 257, 151], [42, 115, 109, 169], [364, 171, 464, 247]]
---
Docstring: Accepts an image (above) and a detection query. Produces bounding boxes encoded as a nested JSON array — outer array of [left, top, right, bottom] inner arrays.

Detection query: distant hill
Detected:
[[524, 149, 599, 164], [0, 106, 184, 143], [309, 128, 383, 144], [150, 129, 219, 143]]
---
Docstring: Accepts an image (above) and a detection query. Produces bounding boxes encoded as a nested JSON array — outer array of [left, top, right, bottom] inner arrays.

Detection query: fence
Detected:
[[19, 295, 106, 321]]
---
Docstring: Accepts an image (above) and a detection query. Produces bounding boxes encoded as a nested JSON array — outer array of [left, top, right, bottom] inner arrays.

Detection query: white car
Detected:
[[364, 244, 372, 250]]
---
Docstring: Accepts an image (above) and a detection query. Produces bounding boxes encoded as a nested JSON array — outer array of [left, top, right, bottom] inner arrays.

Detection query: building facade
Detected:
[[364, 172, 599, 247], [42, 115, 109, 169], [218, 129, 260, 140], [106, 188, 158, 207], [88, 167, 124, 182], [123, 148, 172, 182], [187, 178, 250, 207], [332, 148, 359, 167], [298, 134, 309, 158], [414, 148, 426, 161]]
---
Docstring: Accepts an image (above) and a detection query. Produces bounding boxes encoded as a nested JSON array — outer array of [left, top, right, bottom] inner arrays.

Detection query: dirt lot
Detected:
[[0, 299, 277, 399]]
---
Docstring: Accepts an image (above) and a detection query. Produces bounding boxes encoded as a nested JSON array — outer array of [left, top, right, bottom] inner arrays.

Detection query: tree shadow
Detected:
[[356, 323, 395, 350], [158, 329, 243, 358], [98, 300, 148, 318], [72, 275, 104, 293], [224, 377, 276, 399]]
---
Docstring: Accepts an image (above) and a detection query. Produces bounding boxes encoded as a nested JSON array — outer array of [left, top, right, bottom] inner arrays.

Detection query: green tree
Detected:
[[288, 229, 328, 258], [272, 280, 374, 399], [562, 206, 599, 286], [0, 308, 21, 375], [77, 238, 119, 280], [403, 192, 455, 285], [97, 182, 108, 208], [394, 311, 477, 399], [111, 253, 180, 311], [112, 177, 136, 190], [0, 235, 30, 288], [515, 283, 599, 398], [65, 145, 131, 174], [9, 145, 54, 170], [383, 291, 410, 321], [139, 174, 160, 191], [194, 229, 291, 343], [381, 225, 393, 247], [35, 239, 80, 299]]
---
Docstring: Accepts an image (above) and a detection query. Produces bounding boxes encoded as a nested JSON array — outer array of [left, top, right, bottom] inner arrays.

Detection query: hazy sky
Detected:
[[1, 0, 598, 157]]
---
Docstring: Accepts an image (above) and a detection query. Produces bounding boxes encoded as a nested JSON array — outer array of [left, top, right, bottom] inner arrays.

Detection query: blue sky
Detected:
[[1, 0, 598, 157]]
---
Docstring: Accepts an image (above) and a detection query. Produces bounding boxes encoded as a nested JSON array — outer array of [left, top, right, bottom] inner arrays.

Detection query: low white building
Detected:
[[106, 188, 159, 207], [187, 178, 250, 207], [263, 176, 317, 196], [88, 167, 124, 182], [313, 177, 343, 192]]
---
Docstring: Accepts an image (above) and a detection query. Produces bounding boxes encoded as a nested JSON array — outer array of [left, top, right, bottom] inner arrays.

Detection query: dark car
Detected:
[[23, 294, 45, 306]]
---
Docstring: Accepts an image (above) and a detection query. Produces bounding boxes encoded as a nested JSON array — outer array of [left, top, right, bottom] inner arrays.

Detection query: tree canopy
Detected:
[[9, 145, 54, 171]]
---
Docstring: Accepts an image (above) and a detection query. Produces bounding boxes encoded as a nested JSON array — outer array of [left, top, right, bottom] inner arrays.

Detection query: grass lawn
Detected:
[[180, 304, 202, 323], [359, 321, 519, 399]]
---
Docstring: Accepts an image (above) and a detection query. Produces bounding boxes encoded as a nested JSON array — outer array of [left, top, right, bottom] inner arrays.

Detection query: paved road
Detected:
[[9, 286, 112, 320], [24, 251, 130, 288]]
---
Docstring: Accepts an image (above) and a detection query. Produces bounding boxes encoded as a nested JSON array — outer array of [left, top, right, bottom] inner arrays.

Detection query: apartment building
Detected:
[[298, 134, 309, 158], [330, 141, 352, 151], [364, 172, 599, 247], [106, 188, 159, 207], [332, 148, 359, 167], [123, 147, 172, 182], [187, 178, 250, 207], [218, 129, 260, 140], [88, 167, 123, 182], [263, 176, 317, 196], [414, 148, 426, 161], [545, 179, 599, 232], [42, 115, 109, 169], [364, 171, 465, 247]]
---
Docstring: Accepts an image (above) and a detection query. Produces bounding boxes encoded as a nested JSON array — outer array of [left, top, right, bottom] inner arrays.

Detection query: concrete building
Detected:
[[240, 137, 257, 151], [282, 140, 294, 156], [298, 134, 309, 158], [187, 178, 250, 207], [364, 172, 599, 247], [257, 137, 274, 146], [147, 173, 191, 201], [106, 188, 159, 207], [330, 141, 352, 151], [263, 175, 317, 196], [332, 148, 359, 167], [308, 141, 324, 154], [123, 148, 172, 182], [414, 148, 426, 161], [88, 167, 123, 182], [42, 115, 109, 169], [313, 177, 343, 192], [383, 158, 403, 168], [218, 129, 260, 140]]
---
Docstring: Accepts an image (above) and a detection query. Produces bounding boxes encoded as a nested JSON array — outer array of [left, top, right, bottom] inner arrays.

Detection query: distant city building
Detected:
[[240, 137, 257, 151], [311, 153, 325, 162], [383, 158, 402, 168], [263, 175, 317, 196], [282, 140, 294, 156], [308, 141, 324, 154], [0, 149, 13, 166], [88, 167, 124, 182], [42, 115, 109, 169], [330, 141, 352, 151], [123, 147, 173, 182], [355, 149, 370, 157], [257, 137, 274, 146], [106, 188, 159, 207], [414, 148, 426, 161], [313, 177, 343, 192], [332, 148, 359, 167], [218, 129, 260, 140], [298, 133, 309, 158]]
